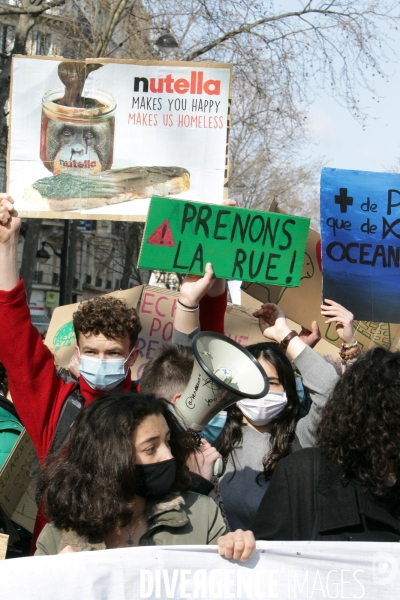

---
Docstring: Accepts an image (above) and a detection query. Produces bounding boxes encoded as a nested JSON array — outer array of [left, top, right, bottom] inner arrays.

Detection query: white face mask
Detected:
[[237, 391, 287, 426]]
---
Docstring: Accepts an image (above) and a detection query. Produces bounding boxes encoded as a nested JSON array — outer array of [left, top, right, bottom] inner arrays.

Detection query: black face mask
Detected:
[[135, 457, 177, 499]]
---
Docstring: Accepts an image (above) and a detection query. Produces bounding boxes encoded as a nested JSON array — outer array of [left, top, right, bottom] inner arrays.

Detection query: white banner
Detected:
[[1, 542, 400, 599]]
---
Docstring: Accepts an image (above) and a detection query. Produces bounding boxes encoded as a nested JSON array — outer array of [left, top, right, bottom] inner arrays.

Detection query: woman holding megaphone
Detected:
[[174, 266, 356, 531], [35, 392, 255, 559]]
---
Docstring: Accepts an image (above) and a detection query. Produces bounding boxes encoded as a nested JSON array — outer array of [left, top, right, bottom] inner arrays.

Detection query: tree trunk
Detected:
[[65, 220, 78, 304], [20, 218, 42, 304]]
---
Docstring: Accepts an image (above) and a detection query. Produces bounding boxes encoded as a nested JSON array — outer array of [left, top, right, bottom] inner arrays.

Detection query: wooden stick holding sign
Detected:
[[138, 197, 310, 286]]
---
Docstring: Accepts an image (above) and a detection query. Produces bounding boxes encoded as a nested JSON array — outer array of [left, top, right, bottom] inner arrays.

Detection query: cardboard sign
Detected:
[[0, 430, 36, 522], [138, 197, 310, 284], [44, 286, 143, 369], [134, 286, 178, 379], [8, 56, 231, 221], [242, 226, 400, 353], [0, 532, 8, 560], [133, 285, 266, 379], [321, 168, 400, 323], [11, 478, 38, 533]]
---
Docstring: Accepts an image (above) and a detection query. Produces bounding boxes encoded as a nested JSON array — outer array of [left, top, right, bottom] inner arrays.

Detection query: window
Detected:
[[35, 33, 52, 56]]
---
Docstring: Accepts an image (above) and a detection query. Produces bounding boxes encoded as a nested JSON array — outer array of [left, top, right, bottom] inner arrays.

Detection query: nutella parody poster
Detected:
[[7, 56, 231, 221]]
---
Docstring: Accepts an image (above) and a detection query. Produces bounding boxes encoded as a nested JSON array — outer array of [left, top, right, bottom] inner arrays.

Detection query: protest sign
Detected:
[[321, 168, 400, 323], [0, 430, 36, 523], [8, 56, 231, 221], [134, 286, 178, 379], [138, 197, 310, 284], [134, 285, 266, 379], [44, 286, 143, 369], [1, 542, 400, 599], [242, 225, 400, 354], [11, 478, 37, 533]]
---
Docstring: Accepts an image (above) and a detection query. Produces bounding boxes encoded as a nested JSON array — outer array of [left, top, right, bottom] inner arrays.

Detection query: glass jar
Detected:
[[40, 88, 116, 175]]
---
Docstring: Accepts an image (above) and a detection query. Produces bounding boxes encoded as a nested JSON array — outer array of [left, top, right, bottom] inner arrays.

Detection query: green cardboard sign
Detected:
[[138, 197, 310, 286]]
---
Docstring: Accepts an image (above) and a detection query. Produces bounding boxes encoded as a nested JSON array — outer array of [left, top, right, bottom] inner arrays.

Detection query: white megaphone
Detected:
[[174, 331, 269, 475]]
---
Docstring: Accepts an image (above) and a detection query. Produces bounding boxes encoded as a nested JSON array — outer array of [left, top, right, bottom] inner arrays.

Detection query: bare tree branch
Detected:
[[0, 0, 66, 17]]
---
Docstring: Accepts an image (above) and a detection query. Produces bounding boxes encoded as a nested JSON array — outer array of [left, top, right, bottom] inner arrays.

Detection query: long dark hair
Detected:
[[317, 347, 400, 497], [219, 342, 302, 480], [39, 393, 195, 539]]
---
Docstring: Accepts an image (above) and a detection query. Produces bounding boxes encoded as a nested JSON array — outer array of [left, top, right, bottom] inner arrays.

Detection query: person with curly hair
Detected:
[[252, 346, 400, 542], [35, 392, 255, 559], [0, 195, 143, 551]]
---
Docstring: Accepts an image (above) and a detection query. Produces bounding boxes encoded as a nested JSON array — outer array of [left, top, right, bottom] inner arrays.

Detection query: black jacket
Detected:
[[253, 447, 400, 542]]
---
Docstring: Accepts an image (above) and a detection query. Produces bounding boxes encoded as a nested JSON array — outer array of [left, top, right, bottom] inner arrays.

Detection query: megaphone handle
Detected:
[[213, 457, 223, 477]]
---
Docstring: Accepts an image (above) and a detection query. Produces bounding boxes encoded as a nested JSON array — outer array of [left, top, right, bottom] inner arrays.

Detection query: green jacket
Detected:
[[0, 403, 23, 470], [35, 491, 227, 555]]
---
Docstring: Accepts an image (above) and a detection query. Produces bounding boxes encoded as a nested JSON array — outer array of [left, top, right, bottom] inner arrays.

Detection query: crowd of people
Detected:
[[0, 191, 399, 564]]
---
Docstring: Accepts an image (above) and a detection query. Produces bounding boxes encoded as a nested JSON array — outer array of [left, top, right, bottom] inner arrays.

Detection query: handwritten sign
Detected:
[[321, 168, 400, 323], [0, 430, 36, 521], [138, 198, 310, 285]]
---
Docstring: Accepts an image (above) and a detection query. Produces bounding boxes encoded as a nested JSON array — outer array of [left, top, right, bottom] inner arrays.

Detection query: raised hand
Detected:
[[0, 194, 20, 244], [252, 303, 291, 343], [299, 321, 321, 348], [178, 262, 215, 307], [321, 299, 356, 344]]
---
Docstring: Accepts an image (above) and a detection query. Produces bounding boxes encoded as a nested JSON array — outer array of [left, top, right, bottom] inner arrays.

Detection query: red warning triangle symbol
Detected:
[[147, 219, 175, 247]]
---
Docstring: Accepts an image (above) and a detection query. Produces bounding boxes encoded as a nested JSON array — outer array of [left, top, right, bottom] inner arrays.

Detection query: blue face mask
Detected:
[[201, 411, 227, 444], [78, 348, 134, 391]]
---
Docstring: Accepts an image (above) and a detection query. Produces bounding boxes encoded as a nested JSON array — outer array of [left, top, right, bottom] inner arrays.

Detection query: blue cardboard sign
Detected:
[[320, 168, 400, 323]]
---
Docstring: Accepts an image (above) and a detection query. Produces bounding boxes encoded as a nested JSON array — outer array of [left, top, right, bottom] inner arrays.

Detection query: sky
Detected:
[[302, 36, 400, 173], [306, 82, 400, 173]]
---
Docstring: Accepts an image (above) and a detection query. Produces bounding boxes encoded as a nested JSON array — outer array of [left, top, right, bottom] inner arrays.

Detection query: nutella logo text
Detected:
[[134, 72, 221, 95]]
